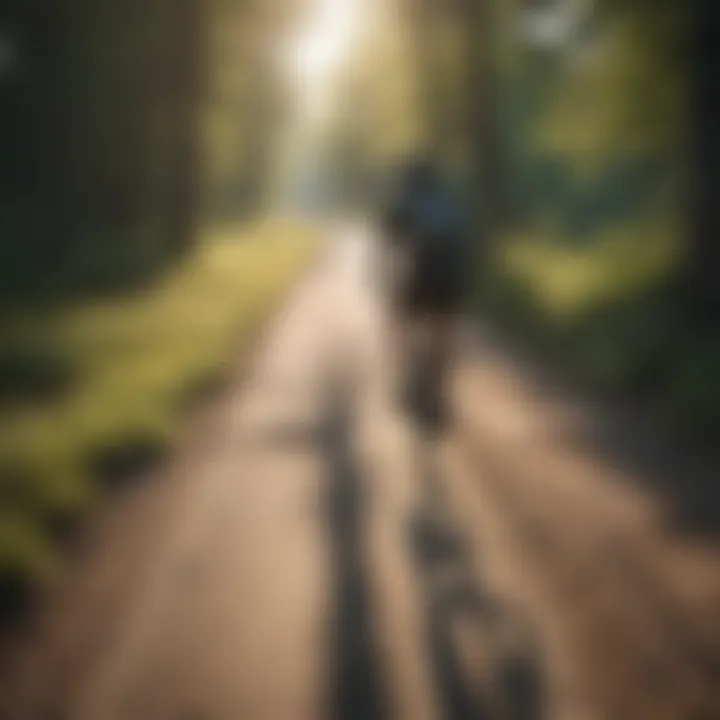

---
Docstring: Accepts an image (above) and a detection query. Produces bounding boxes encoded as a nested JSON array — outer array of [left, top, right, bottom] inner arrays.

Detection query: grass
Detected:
[[494, 217, 680, 326], [482, 213, 720, 435], [0, 218, 320, 611]]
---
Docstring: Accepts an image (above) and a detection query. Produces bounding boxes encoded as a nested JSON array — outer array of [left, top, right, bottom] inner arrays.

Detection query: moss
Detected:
[[480, 215, 720, 434], [0, 515, 53, 624], [0, 219, 320, 613]]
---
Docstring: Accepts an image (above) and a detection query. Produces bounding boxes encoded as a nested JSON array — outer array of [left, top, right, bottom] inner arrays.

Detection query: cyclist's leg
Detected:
[[427, 313, 454, 380], [421, 312, 458, 414], [387, 286, 409, 366], [425, 246, 466, 423]]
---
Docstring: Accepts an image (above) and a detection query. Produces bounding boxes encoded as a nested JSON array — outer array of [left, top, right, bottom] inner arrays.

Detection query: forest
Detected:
[[0, 0, 717, 610]]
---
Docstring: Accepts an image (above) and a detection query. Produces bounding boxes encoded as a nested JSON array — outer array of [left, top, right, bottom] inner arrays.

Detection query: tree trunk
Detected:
[[405, 0, 445, 154], [457, 0, 505, 262], [689, 0, 720, 326]]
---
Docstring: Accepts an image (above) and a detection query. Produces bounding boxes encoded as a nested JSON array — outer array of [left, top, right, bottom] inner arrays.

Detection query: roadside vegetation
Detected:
[[472, 1, 720, 436], [482, 216, 720, 433], [1, 0, 717, 619], [0, 221, 319, 616], [0, 0, 320, 615]]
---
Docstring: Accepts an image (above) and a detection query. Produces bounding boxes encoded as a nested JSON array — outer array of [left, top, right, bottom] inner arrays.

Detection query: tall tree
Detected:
[[690, 0, 720, 325]]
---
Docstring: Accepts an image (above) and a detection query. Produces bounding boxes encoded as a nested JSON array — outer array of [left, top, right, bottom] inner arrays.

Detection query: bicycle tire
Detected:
[[402, 340, 445, 437]]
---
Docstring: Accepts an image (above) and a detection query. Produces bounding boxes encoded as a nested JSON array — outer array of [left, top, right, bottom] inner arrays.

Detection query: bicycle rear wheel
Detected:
[[401, 335, 446, 437]]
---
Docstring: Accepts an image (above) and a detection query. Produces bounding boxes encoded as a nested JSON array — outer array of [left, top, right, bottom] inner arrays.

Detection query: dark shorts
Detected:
[[395, 243, 467, 317]]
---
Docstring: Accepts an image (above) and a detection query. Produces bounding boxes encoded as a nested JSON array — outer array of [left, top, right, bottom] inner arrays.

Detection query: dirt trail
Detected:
[[1, 227, 718, 720]]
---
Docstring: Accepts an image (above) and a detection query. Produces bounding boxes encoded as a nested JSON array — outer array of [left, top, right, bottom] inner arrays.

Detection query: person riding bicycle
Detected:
[[380, 155, 470, 432]]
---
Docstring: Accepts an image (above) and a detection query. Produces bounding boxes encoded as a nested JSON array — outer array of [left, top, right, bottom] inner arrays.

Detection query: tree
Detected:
[[690, 0, 720, 325]]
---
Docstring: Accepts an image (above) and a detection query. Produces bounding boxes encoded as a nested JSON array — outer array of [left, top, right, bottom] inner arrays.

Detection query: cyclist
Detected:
[[379, 156, 470, 433]]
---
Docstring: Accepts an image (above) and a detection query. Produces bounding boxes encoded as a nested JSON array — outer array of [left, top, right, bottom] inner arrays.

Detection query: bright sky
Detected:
[[275, 0, 364, 211], [290, 0, 360, 107], [521, 0, 588, 48]]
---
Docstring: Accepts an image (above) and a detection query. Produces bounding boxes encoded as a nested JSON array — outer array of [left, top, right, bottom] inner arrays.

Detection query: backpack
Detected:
[[404, 185, 466, 283]]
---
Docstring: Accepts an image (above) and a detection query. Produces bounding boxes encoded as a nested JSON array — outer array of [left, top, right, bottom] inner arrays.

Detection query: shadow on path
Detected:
[[469, 325, 720, 540], [320, 366, 389, 720], [409, 439, 544, 720], [315, 351, 544, 720]]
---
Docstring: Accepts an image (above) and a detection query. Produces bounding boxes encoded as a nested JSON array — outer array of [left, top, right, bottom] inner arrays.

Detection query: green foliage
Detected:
[[497, 218, 679, 323], [0, 0, 207, 296], [0, 514, 53, 620], [472, 0, 720, 434], [0, 335, 76, 406], [0, 0, 304, 297], [483, 214, 720, 433], [204, 0, 303, 219], [662, 337, 720, 436], [0, 221, 319, 611]]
